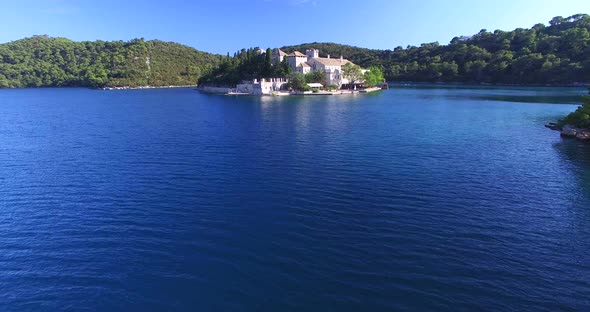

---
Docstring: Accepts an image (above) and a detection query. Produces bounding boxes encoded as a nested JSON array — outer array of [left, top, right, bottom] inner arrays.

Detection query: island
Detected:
[[197, 48, 386, 96]]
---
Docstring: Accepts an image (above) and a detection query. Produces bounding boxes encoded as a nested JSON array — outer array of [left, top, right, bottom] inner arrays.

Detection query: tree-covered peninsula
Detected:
[[0, 36, 220, 88], [546, 88, 590, 141]]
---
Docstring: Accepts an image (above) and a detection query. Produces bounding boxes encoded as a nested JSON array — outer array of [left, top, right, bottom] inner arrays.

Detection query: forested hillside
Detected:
[[282, 14, 590, 84], [0, 36, 220, 88], [2, 14, 589, 88]]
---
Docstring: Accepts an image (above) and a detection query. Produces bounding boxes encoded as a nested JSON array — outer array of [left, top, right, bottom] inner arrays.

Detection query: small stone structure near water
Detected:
[[236, 78, 289, 95]]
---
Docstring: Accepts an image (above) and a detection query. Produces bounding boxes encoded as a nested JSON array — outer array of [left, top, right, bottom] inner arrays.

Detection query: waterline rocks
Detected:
[[549, 124, 590, 141], [544, 122, 561, 130], [561, 125, 590, 141], [576, 130, 590, 140], [561, 125, 579, 137]]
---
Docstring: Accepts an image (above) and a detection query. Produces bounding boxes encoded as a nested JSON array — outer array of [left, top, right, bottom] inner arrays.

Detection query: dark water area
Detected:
[[391, 83, 587, 103], [1, 86, 589, 311]]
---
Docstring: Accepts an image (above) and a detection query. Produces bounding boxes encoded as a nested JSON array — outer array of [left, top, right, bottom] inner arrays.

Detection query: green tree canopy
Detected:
[[363, 66, 385, 86], [288, 72, 308, 91], [281, 14, 590, 84], [4, 13, 590, 89], [304, 71, 326, 85], [0, 36, 220, 88], [342, 63, 363, 86], [561, 90, 590, 128], [199, 47, 289, 86]]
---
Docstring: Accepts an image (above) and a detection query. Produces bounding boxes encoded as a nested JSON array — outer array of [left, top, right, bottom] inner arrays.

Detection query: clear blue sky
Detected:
[[1, 0, 588, 54]]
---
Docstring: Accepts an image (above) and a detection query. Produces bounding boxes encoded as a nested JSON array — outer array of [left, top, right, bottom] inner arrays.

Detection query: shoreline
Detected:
[[545, 123, 590, 141], [1, 83, 587, 91], [101, 85, 197, 90], [198, 86, 383, 96], [390, 81, 590, 88]]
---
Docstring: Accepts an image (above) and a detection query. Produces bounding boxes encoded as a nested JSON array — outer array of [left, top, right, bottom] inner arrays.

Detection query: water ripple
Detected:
[[0, 87, 589, 311]]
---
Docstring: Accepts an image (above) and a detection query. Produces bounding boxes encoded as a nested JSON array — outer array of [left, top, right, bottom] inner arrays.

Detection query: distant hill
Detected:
[[0, 36, 220, 88], [2, 14, 589, 88], [282, 14, 590, 84]]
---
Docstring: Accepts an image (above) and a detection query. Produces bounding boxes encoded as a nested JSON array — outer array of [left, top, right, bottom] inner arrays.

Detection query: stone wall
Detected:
[[199, 86, 231, 94], [237, 78, 289, 95]]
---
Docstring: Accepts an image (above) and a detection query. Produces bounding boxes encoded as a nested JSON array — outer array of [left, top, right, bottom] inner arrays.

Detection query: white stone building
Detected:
[[287, 51, 308, 70], [285, 48, 362, 87], [271, 49, 287, 65], [236, 78, 288, 95]]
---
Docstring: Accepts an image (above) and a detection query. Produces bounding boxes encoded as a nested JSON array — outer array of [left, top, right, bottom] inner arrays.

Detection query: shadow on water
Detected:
[[553, 139, 590, 198], [391, 83, 586, 104], [471, 94, 582, 104]]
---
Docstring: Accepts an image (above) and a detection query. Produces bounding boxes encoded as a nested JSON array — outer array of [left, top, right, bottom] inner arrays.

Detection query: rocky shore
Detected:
[[546, 123, 590, 141]]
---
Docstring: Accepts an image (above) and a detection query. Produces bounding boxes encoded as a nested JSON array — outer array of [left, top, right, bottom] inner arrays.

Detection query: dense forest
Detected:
[[1, 14, 589, 88], [282, 14, 590, 84], [0, 36, 220, 88], [199, 48, 291, 86]]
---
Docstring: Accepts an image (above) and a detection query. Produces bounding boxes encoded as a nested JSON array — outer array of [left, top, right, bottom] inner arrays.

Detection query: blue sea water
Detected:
[[0, 85, 589, 311]]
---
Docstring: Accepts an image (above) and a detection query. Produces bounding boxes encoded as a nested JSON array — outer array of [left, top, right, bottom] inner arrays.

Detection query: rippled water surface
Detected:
[[1, 86, 590, 311]]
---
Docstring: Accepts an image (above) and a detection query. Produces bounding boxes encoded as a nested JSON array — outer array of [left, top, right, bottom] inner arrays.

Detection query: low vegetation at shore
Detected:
[[560, 90, 590, 128], [546, 88, 590, 141]]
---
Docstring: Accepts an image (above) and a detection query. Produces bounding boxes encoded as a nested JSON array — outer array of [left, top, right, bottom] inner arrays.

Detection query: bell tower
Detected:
[[306, 49, 319, 59]]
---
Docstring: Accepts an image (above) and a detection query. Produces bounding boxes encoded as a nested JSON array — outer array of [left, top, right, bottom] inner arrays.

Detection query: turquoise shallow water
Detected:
[[0, 86, 589, 311]]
